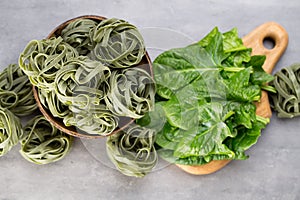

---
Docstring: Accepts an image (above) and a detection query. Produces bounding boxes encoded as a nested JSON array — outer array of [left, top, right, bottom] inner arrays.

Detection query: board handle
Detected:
[[243, 21, 288, 74]]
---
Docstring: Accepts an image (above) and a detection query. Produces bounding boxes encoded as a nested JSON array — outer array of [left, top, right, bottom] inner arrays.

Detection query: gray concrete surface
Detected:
[[0, 0, 299, 199]]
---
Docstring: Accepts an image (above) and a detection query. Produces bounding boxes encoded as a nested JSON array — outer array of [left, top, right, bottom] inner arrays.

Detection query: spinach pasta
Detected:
[[19, 37, 78, 91], [106, 124, 157, 177], [38, 89, 70, 118], [64, 103, 119, 136], [20, 115, 73, 164], [61, 19, 98, 55], [0, 64, 37, 116], [270, 63, 300, 118], [0, 107, 23, 156], [89, 18, 146, 68], [54, 57, 110, 107], [104, 68, 155, 119]]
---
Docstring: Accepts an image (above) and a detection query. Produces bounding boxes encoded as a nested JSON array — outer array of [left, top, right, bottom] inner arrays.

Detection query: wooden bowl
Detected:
[[33, 15, 153, 139], [176, 22, 289, 175]]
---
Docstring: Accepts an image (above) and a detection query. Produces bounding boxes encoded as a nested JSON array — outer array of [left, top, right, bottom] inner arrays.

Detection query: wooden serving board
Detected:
[[176, 22, 289, 175]]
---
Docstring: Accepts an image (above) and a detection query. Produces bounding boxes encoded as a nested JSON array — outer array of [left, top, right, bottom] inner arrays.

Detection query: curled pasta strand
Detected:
[[89, 18, 146, 68], [61, 18, 98, 55], [104, 68, 155, 119], [270, 63, 300, 118], [106, 124, 157, 177], [19, 37, 78, 91], [55, 57, 111, 107], [0, 64, 37, 116], [19, 115, 73, 165], [0, 107, 23, 156], [64, 103, 119, 136], [38, 89, 70, 118]]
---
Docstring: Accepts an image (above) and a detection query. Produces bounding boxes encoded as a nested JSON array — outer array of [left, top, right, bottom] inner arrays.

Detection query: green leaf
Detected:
[[173, 103, 235, 159], [136, 102, 166, 132], [223, 49, 252, 68], [155, 122, 181, 150], [157, 148, 232, 165], [224, 101, 256, 129], [222, 28, 248, 53], [225, 67, 261, 102], [198, 27, 219, 48], [162, 83, 202, 130], [247, 55, 274, 85], [225, 120, 266, 160], [153, 31, 228, 100], [221, 28, 251, 68]]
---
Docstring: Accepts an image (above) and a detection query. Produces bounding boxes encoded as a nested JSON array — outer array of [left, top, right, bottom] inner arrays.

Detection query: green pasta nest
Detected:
[[0, 64, 37, 116], [106, 124, 157, 177], [19, 18, 155, 136], [20, 115, 73, 165], [269, 63, 300, 118], [0, 107, 23, 156]]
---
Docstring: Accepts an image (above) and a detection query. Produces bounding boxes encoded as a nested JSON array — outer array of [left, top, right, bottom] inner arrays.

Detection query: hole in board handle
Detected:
[[263, 37, 276, 50]]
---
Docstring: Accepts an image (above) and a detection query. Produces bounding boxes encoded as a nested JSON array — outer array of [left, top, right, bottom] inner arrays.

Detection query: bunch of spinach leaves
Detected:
[[138, 27, 274, 165]]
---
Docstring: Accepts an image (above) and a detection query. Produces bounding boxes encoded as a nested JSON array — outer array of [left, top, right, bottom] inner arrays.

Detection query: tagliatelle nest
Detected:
[[0, 64, 37, 116], [270, 63, 300, 118], [19, 115, 73, 165], [89, 18, 146, 68], [0, 107, 23, 156], [106, 124, 157, 177], [19, 37, 79, 91], [61, 19, 98, 55]]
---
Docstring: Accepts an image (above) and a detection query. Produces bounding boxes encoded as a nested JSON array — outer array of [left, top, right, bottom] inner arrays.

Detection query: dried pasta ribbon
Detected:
[[19, 115, 73, 165], [64, 103, 119, 136], [89, 18, 146, 68], [104, 68, 155, 119], [270, 63, 300, 118], [38, 89, 70, 118], [61, 19, 98, 55], [19, 37, 78, 91], [0, 107, 23, 156], [0, 64, 37, 116], [106, 124, 157, 177], [55, 57, 110, 107]]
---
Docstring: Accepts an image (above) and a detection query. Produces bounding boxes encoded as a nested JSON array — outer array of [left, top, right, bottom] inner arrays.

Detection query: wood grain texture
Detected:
[[177, 22, 289, 175]]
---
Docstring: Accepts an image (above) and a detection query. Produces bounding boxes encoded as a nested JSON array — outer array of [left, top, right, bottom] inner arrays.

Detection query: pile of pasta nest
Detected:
[[0, 17, 157, 177]]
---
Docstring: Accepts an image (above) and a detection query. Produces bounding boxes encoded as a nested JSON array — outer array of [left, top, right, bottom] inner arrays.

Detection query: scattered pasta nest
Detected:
[[20, 115, 73, 165], [0, 64, 37, 116], [0, 107, 23, 156], [269, 63, 300, 118], [19, 17, 155, 136], [106, 124, 157, 177]]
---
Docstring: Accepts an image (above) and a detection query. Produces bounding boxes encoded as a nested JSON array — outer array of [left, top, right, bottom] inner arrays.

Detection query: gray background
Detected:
[[0, 0, 299, 199]]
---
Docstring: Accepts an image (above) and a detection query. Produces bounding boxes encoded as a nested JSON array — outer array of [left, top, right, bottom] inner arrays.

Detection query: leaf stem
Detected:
[[256, 115, 270, 124], [261, 85, 277, 93], [224, 46, 248, 53], [223, 111, 235, 121], [223, 67, 245, 72], [253, 96, 261, 101], [223, 67, 253, 73]]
